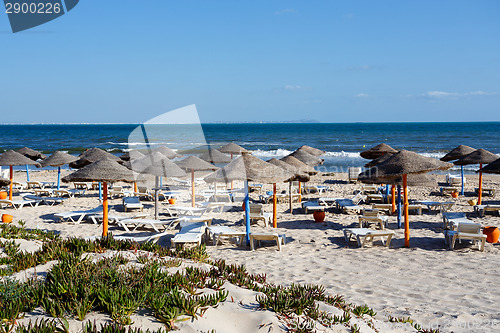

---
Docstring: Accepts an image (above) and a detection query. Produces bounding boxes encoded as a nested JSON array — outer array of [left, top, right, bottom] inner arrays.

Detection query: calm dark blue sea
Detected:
[[0, 122, 498, 174]]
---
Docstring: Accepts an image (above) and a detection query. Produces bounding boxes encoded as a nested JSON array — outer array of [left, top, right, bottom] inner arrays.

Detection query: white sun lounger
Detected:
[[54, 207, 104, 224], [301, 201, 325, 214], [164, 205, 208, 217], [20, 194, 65, 206], [0, 198, 39, 209], [171, 221, 208, 247], [343, 228, 395, 248], [123, 197, 144, 212], [445, 222, 486, 252], [442, 212, 469, 230], [473, 204, 500, 218], [119, 218, 180, 232], [205, 226, 246, 246], [112, 230, 170, 243], [249, 233, 286, 251], [53, 189, 86, 198], [415, 200, 455, 213], [88, 213, 148, 225]]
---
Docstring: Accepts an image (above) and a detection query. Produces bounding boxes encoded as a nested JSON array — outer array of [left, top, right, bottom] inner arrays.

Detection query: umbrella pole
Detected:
[[134, 181, 138, 193], [391, 185, 396, 214], [244, 180, 251, 246], [397, 185, 401, 228], [403, 174, 409, 247], [9, 166, 13, 201], [273, 183, 277, 228], [298, 181, 302, 203], [191, 170, 195, 207], [289, 182, 292, 213], [102, 181, 108, 237], [460, 165, 465, 196], [478, 164, 483, 205], [57, 167, 61, 190], [155, 176, 159, 220], [26, 165, 30, 182], [385, 184, 390, 203], [160, 176, 163, 189], [99, 182, 102, 202], [230, 153, 234, 190]]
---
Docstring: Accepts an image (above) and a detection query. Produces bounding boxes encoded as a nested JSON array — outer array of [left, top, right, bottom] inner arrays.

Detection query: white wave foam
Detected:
[[324, 151, 363, 159], [252, 149, 293, 158]]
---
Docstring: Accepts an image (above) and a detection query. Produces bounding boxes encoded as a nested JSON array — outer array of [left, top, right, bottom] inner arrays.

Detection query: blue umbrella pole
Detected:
[[57, 167, 61, 190], [461, 165, 465, 196], [160, 176, 163, 189], [26, 165, 30, 182], [244, 180, 251, 246], [397, 185, 402, 229], [385, 184, 390, 203], [99, 182, 102, 201]]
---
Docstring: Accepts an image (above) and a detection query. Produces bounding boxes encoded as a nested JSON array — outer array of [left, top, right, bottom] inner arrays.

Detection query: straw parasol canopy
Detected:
[[440, 145, 476, 162], [453, 148, 498, 166], [298, 145, 325, 157], [281, 155, 318, 175], [199, 149, 231, 164], [40, 151, 78, 168], [364, 153, 392, 168], [175, 156, 219, 173], [17, 147, 46, 161], [70, 148, 121, 169], [218, 143, 248, 156], [204, 154, 292, 184], [267, 158, 310, 182], [364, 150, 452, 179], [0, 150, 42, 167], [478, 158, 500, 174], [360, 143, 398, 160], [119, 150, 145, 161], [153, 146, 182, 159], [63, 158, 135, 183], [0, 178, 10, 187], [288, 149, 323, 166]]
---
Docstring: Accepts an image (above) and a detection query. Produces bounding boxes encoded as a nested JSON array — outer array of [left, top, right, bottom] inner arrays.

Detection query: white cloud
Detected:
[[284, 85, 303, 91], [356, 93, 369, 98], [425, 90, 498, 99], [275, 8, 298, 15]]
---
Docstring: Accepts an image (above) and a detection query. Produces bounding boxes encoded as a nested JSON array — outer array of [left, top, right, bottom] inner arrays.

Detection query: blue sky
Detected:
[[1, 0, 499, 123]]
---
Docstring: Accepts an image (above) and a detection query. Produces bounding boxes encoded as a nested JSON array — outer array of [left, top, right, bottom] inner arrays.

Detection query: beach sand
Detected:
[[2, 169, 500, 332]]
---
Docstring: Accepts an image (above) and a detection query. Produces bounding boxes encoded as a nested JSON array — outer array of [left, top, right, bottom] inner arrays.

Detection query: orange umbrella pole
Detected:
[[191, 170, 195, 207], [134, 181, 138, 193], [391, 185, 396, 214], [298, 181, 302, 202], [102, 182, 109, 237], [403, 174, 409, 248], [478, 164, 483, 205], [273, 183, 277, 228], [9, 166, 13, 201]]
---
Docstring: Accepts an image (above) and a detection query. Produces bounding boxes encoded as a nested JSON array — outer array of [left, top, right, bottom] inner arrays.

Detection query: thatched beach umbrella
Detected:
[[363, 150, 452, 247], [204, 154, 292, 241], [364, 153, 392, 168], [132, 152, 186, 220], [176, 156, 218, 207], [63, 158, 135, 236], [153, 146, 182, 159], [119, 150, 145, 162], [0, 150, 41, 200], [268, 158, 310, 216], [478, 157, 500, 174], [218, 143, 248, 157], [281, 155, 317, 202], [298, 145, 325, 157], [17, 147, 46, 182], [454, 149, 498, 205], [360, 143, 398, 160], [440, 145, 476, 195], [288, 149, 323, 166], [70, 148, 121, 169], [199, 149, 231, 164], [40, 151, 78, 190]]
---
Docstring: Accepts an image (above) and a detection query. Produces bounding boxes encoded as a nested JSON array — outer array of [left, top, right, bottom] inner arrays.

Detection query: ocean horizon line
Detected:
[[0, 120, 499, 125]]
